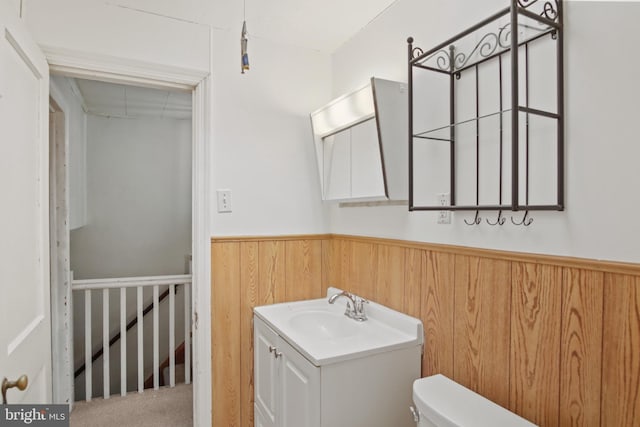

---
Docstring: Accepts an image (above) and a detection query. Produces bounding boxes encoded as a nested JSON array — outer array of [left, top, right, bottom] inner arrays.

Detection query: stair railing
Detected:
[[71, 274, 192, 400]]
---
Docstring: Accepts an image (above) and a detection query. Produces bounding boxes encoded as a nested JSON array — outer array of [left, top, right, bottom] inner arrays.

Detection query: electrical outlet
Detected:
[[217, 189, 232, 213], [437, 193, 451, 224]]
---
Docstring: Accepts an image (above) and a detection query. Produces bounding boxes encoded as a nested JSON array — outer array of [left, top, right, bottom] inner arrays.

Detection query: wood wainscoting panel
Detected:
[[332, 238, 351, 291], [375, 244, 406, 312], [321, 240, 331, 294], [346, 241, 378, 299], [421, 251, 455, 378], [212, 237, 328, 427], [284, 239, 323, 302], [601, 273, 640, 425], [212, 234, 640, 427], [560, 268, 604, 427], [257, 240, 286, 306], [510, 262, 562, 425], [239, 242, 258, 427], [403, 248, 424, 319], [211, 242, 242, 427], [453, 255, 511, 409]]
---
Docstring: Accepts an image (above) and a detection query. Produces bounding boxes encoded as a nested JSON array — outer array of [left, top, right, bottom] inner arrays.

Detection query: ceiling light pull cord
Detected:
[[241, 0, 250, 73]]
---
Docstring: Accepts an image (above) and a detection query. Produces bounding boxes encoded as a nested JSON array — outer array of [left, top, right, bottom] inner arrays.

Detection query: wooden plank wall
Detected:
[[211, 234, 640, 427], [211, 236, 329, 427]]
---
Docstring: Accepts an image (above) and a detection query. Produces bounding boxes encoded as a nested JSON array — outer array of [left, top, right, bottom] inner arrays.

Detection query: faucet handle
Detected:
[[356, 298, 369, 313], [344, 301, 353, 316]]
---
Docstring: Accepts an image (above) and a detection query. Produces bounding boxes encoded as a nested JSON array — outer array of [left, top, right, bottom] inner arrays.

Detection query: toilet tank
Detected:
[[412, 375, 538, 427]]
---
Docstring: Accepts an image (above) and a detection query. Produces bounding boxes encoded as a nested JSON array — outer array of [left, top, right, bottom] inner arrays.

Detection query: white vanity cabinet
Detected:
[[254, 317, 320, 427], [253, 297, 422, 427]]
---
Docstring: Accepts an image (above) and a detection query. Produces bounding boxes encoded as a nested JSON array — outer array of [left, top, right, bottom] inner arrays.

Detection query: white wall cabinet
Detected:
[[254, 315, 419, 427], [311, 77, 408, 202]]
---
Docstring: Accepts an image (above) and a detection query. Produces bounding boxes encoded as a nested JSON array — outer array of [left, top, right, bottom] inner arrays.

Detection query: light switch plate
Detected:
[[217, 189, 232, 213]]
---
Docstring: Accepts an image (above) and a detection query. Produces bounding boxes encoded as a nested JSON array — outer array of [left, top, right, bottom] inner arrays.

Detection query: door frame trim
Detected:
[[48, 87, 74, 407], [45, 45, 212, 426]]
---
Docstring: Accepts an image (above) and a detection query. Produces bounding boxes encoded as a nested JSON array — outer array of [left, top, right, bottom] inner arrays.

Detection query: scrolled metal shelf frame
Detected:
[[407, 0, 564, 221]]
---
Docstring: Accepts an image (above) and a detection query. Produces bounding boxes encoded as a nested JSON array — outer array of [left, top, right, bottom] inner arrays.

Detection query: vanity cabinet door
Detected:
[[279, 338, 320, 427], [254, 318, 279, 427], [254, 404, 270, 427], [350, 118, 385, 199], [323, 129, 351, 200]]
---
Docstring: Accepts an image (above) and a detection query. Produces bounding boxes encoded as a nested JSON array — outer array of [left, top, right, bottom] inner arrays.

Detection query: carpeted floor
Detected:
[[70, 384, 192, 427]]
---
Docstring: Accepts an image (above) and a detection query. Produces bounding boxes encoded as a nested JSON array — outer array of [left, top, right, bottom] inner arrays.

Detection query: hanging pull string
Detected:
[[240, 0, 249, 73]]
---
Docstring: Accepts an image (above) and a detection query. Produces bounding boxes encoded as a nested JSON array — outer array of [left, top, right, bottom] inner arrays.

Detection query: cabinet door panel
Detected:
[[254, 318, 278, 426], [254, 404, 269, 427], [351, 118, 386, 198], [323, 129, 351, 200], [279, 339, 320, 427]]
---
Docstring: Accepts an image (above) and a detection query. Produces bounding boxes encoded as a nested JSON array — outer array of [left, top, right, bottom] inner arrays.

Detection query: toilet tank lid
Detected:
[[413, 375, 538, 427]]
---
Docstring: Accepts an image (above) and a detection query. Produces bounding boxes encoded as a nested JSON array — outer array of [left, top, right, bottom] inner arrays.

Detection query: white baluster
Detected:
[[169, 284, 175, 387], [137, 286, 143, 393], [120, 288, 126, 396], [85, 289, 92, 401], [103, 289, 110, 399], [184, 284, 190, 385], [153, 285, 159, 390]]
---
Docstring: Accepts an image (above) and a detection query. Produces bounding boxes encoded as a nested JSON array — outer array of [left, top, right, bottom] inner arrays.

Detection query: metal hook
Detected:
[[464, 211, 481, 226], [511, 211, 533, 226], [486, 211, 506, 226]]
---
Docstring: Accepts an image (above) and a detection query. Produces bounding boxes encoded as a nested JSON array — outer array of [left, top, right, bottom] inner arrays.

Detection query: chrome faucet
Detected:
[[328, 291, 369, 321]]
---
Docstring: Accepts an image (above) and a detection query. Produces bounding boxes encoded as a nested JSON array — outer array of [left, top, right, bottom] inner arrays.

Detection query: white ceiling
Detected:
[[106, 0, 399, 53], [74, 78, 192, 120], [68, 0, 400, 117]]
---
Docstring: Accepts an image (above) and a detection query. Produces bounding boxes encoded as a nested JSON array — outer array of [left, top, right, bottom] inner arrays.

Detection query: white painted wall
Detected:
[[329, 0, 640, 264], [209, 28, 331, 235], [50, 75, 87, 230], [70, 115, 192, 278], [24, 0, 331, 236], [8, 0, 19, 16], [23, 0, 210, 73]]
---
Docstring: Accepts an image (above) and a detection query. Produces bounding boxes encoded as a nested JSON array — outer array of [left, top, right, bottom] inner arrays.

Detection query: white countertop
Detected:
[[254, 287, 424, 366]]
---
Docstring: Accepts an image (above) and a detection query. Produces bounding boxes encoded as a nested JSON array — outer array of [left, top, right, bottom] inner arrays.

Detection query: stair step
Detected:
[[163, 363, 187, 385]]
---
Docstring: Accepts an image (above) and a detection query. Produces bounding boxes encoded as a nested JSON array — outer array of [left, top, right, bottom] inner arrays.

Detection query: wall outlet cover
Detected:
[[437, 193, 451, 224]]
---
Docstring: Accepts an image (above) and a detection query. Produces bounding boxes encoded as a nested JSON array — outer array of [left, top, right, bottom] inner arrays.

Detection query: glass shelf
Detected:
[[414, 105, 559, 142]]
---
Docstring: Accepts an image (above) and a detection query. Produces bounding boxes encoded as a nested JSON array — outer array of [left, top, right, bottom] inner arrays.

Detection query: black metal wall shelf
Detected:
[[407, 0, 564, 220]]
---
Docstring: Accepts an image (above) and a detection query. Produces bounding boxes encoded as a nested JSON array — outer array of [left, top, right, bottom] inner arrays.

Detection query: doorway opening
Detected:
[[50, 58, 211, 425]]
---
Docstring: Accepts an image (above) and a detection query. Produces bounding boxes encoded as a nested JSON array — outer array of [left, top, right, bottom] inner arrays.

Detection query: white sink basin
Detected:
[[254, 287, 424, 366], [288, 310, 360, 339]]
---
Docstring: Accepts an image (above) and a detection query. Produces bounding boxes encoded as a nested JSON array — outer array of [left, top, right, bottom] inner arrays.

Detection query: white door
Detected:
[[0, 0, 52, 404]]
